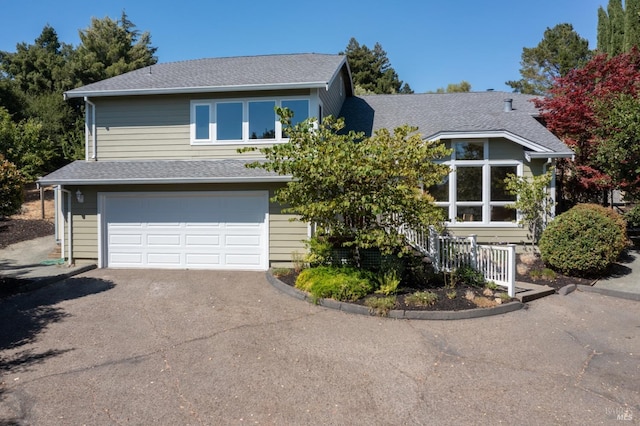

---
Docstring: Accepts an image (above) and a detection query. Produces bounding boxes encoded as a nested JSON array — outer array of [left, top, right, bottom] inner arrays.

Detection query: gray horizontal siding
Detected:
[[93, 92, 312, 161]]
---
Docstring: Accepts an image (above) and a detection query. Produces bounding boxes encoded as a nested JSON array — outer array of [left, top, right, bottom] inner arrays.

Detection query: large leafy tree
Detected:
[[72, 11, 157, 85], [597, 0, 640, 54], [243, 109, 449, 254], [0, 12, 157, 178], [533, 49, 640, 205], [507, 23, 591, 95], [594, 94, 640, 199], [341, 38, 413, 95]]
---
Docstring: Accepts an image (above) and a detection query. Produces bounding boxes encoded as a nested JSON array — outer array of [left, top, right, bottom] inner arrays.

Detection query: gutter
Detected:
[[524, 151, 574, 161], [37, 175, 293, 187], [64, 82, 329, 99]]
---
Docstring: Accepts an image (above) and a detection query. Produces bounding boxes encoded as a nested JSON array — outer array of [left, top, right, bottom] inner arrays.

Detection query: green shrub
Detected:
[[451, 265, 485, 288], [295, 266, 375, 302], [364, 296, 396, 316], [375, 269, 401, 295], [303, 235, 333, 266], [624, 205, 640, 228], [539, 204, 627, 276], [0, 158, 24, 218], [572, 204, 627, 247], [405, 291, 438, 307]]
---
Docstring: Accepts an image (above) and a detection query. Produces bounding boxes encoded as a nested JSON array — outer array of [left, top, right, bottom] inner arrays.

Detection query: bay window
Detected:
[[428, 140, 521, 226]]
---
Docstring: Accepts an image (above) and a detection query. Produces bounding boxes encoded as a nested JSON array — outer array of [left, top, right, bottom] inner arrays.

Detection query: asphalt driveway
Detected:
[[0, 269, 638, 425]]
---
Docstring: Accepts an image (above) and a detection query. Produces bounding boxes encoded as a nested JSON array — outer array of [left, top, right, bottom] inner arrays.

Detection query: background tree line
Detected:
[[0, 11, 157, 182]]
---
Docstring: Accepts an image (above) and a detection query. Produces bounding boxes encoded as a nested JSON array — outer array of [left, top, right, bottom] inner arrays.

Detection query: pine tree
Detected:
[[341, 38, 412, 94]]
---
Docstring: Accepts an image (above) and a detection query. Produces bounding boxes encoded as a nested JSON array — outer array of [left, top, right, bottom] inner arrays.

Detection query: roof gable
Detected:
[[65, 53, 351, 98]]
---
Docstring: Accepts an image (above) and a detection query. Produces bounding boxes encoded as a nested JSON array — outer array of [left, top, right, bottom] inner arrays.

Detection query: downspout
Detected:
[[59, 186, 74, 266], [543, 158, 554, 226], [84, 97, 96, 160]]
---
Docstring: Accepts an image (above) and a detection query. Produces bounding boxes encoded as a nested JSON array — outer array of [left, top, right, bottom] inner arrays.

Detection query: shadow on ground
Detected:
[[0, 277, 115, 374], [607, 249, 638, 278]]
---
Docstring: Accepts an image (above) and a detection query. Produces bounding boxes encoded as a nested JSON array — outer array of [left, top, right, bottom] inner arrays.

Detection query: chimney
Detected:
[[504, 98, 513, 112]]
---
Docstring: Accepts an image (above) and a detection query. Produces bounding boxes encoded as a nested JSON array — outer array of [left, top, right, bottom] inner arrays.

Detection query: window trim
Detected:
[[433, 139, 523, 227], [190, 97, 310, 145]]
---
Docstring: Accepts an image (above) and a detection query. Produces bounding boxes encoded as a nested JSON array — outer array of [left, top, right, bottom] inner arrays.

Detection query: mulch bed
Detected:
[[276, 271, 511, 311], [515, 253, 602, 290], [0, 218, 55, 249]]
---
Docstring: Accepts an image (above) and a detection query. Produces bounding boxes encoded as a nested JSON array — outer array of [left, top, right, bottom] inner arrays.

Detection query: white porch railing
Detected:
[[402, 226, 516, 297]]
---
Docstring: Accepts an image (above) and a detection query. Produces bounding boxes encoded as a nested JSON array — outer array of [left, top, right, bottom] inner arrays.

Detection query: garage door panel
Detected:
[[147, 234, 181, 246], [103, 192, 268, 270], [186, 253, 221, 267], [110, 252, 143, 265], [225, 235, 261, 246], [185, 234, 221, 246], [109, 233, 143, 245], [225, 254, 262, 266], [147, 252, 182, 265]]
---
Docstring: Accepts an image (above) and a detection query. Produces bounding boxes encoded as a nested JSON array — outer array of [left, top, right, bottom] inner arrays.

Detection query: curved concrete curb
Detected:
[[266, 272, 524, 320], [577, 284, 640, 302]]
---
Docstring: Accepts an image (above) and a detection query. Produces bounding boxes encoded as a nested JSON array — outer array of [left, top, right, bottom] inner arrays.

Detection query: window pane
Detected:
[[195, 105, 210, 140], [249, 101, 276, 139], [491, 166, 517, 201], [281, 100, 309, 126], [427, 175, 449, 202], [216, 103, 243, 140], [456, 167, 482, 201], [282, 100, 309, 138], [455, 142, 484, 160], [456, 206, 483, 222], [491, 205, 516, 222]]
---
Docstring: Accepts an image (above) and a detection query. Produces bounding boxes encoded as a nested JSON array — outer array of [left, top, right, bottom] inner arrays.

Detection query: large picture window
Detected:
[[191, 98, 309, 144], [427, 140, 521, 226]]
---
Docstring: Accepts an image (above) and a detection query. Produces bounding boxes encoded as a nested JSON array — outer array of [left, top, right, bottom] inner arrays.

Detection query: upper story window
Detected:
[[427, 140, 522, 226], [191, 97, 310, 144]]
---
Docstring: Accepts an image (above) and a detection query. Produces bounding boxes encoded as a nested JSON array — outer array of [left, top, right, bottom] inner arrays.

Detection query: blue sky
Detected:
[[2, 0, 604, 93]]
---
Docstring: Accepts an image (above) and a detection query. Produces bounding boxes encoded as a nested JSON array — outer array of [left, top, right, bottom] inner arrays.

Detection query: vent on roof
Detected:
[[504, 98, 513, 112]]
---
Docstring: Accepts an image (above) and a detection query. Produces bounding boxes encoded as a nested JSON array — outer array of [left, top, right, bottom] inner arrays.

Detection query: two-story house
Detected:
[[38, 53, 572, 270]]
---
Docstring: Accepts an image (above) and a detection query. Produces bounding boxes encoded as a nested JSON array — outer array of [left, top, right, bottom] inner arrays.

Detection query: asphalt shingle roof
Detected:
[[340, 92, 571, 153], [38, 159, 287, 185], [65, 54, 347, 98]]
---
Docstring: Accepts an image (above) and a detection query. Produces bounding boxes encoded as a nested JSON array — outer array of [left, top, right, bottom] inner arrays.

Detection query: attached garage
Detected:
[[99, 191, 269, 270]]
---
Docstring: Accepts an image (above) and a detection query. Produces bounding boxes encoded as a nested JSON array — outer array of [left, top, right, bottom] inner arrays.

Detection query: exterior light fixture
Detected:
[[76, 189, 84, 203]]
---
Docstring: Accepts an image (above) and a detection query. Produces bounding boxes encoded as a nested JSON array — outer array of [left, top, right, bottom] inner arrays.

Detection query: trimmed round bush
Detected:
[[539, 204, 627, 276]]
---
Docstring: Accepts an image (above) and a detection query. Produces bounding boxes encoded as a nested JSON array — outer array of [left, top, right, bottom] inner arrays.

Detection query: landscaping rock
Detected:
[[482, 288, 494, 297], [558, 284, 577, 296]]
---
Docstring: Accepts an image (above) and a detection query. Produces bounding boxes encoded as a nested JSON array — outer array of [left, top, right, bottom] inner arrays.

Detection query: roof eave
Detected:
[[37, 175, 293, 186], [524, 151, 574, 161], [426, 130, 556, 153], [64, 82, 328, 99]]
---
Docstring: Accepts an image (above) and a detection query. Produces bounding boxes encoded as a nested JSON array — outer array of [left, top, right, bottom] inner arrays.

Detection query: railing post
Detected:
[[469, 234, 477, 269], [429, 227, 440, 273], [507, 244, 516, 297]]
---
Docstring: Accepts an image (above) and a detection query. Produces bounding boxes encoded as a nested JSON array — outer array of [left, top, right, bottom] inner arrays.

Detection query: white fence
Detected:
[[403, 226, 516, 297]]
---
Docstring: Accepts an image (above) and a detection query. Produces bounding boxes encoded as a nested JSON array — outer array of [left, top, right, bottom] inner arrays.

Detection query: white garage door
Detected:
[[101, 191, 268, 270]]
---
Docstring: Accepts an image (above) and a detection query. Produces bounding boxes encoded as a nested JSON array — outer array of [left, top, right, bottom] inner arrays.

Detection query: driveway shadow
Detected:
[[607, 249, 638, 278], [0, 277, 115, 374]]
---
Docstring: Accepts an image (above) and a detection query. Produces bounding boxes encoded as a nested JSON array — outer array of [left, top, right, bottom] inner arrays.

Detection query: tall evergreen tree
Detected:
[[597, 6, 610, 53], [341, 38, 412, 94], [609, 0, 626, 55], [624, 0, 640, 51], [506, 23, 591, 95]]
